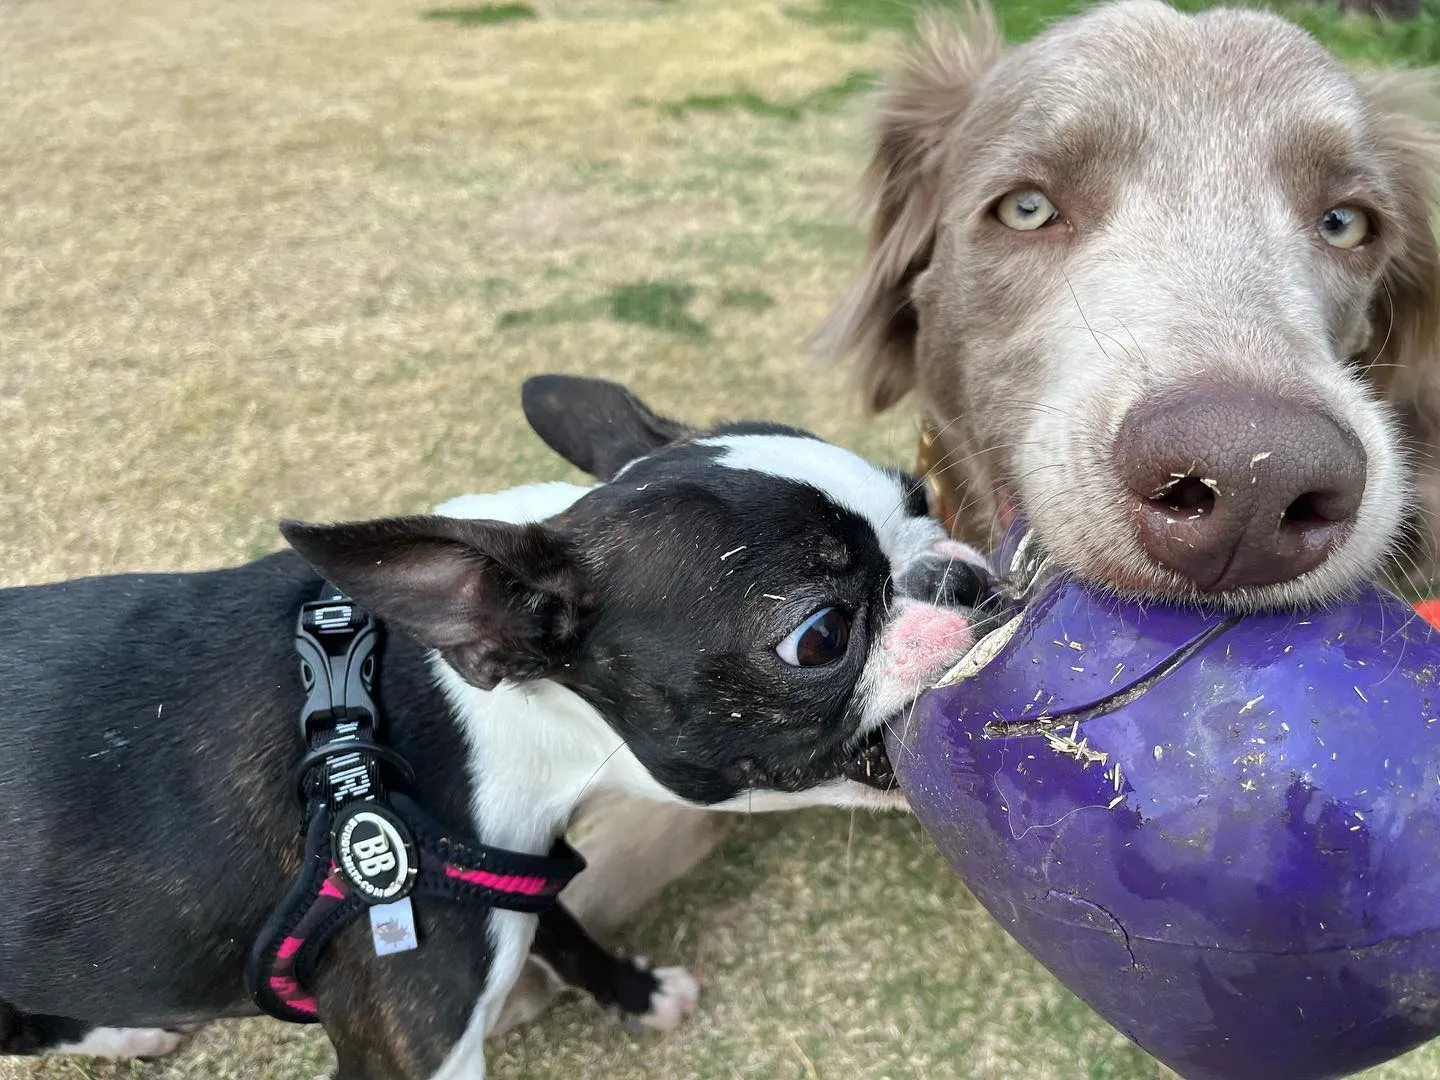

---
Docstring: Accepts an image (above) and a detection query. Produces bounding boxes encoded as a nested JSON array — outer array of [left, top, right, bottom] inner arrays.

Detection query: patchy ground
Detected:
[[3, 0, 1438, 1077]]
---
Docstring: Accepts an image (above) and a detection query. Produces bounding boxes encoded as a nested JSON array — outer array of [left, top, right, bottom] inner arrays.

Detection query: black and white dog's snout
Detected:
[[897, 552, 990, 611]]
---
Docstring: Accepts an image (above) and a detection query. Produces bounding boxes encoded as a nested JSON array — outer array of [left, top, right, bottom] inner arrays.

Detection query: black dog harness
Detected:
[[246, 586, 586, 1023]]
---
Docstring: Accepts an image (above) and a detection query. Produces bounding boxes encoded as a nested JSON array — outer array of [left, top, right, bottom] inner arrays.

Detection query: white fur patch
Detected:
[[697, 435, 903, 519], [440, 671, 678, 852], [636, 967, 701, 1032], [48, 1027, 183, 1059], [433, 481, 592, 523], [698, 435, 940, 578], [708, 776, 907, 813]]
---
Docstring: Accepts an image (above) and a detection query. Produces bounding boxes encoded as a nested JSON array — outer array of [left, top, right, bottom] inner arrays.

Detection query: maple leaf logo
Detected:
[[373, 919, 412, 947]]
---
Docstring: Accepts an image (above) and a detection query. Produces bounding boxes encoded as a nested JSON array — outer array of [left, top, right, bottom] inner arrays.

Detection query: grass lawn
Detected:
[[2, 0, 1438, 1076]]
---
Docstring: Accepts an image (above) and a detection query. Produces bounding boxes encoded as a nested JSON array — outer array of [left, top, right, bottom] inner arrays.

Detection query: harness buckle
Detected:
[[296, 593, 379, 739]]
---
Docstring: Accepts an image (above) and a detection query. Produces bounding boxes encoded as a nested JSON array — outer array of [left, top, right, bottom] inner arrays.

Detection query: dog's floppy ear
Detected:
[[281, 515, 589, 690], [816, 3, 1001, 412], [1356, 69, 1440, 577], [522, 374, 694, 481]]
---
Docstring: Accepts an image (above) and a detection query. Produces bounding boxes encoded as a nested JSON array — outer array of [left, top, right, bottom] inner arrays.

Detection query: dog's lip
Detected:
[[733, 729, 897, 793], [843, 725, 897, 790], [964, 590, 1014, 639]]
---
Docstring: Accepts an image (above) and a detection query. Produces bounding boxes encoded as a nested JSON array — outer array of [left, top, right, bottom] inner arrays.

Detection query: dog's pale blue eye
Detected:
[[777, 607, 851, 667], [1319, 205, 1369, 250], [996, 188, 1059, 231]]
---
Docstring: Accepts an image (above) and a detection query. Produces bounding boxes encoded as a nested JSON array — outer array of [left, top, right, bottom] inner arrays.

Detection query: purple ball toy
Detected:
[[890, 526, 1440, 1080]]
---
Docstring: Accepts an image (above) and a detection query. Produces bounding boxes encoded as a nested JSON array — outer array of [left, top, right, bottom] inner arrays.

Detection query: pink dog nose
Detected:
[[1113, 389, 1366, 592]]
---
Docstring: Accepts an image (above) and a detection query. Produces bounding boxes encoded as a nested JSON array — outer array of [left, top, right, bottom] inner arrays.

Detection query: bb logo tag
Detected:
[[332, 802, 418, 905]]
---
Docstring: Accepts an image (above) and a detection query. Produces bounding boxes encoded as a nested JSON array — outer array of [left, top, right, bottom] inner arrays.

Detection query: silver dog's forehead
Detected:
[[1030, 0, 1346, 81], [986, 0, 1365, 147]]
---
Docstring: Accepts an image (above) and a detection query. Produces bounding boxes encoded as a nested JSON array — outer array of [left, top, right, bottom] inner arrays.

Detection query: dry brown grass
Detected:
[[0, 0, 897, 586], [2, 0, 1438, 1077]]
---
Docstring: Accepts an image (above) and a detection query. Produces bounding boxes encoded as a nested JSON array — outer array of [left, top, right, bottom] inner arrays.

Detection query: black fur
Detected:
[[522, 374, 693, 482], [0, 552, 485, 1068]]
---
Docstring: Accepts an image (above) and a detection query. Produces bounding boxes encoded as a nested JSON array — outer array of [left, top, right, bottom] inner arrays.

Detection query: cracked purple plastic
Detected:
[[892, 556, 1440, 1080]]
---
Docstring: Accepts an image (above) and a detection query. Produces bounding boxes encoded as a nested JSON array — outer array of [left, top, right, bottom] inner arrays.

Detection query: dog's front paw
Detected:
[[600, 954, 702, 1033], [633, 965, 701, 1032]]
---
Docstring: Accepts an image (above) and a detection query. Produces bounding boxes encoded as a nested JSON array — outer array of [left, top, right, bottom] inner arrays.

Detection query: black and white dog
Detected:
[[0, 376, 988, 1078]]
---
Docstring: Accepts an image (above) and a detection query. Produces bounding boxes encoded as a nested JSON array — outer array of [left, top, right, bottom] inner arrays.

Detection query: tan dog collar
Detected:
[[916, 421, 965, 538]]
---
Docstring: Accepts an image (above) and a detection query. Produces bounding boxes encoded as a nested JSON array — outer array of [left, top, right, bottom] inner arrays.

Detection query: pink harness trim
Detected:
[[444, 865, 548, 896]]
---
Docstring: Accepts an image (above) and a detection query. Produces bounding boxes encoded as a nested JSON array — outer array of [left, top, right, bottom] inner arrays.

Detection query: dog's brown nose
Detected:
[[1113, 389, 1366, 592]]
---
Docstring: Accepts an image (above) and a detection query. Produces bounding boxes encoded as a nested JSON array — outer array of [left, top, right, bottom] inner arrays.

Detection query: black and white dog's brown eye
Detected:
[[776, 607, 851, 667]]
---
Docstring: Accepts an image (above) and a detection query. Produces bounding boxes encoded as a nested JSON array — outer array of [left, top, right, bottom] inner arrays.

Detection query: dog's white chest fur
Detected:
[[428, 481, 674, 1077]]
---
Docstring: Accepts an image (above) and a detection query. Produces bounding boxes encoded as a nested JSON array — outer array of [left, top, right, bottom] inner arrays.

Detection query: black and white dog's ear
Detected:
[[281, 515, 588, 691], [522, 374, 694, 481]]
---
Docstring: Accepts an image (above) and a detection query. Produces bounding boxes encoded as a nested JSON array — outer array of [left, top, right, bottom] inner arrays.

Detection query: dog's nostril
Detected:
[[1149, 476, 1216, 517], [1281, 490, 1349, 527], [948, 564, 990, 609]]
